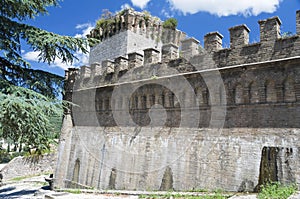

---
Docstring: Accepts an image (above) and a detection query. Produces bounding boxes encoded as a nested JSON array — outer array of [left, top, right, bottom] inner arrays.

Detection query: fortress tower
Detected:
[[87, 9, 186, 64]]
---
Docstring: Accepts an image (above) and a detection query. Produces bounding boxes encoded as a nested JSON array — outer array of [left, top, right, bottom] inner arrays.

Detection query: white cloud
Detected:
[[23, 23, 93, 71], [131, 0, 151, 9], [23, 49, 89, 70], [23, 50, 74, 70], [23, 51, 40, 62], [121, 3, 131, 10], [161, 8, 172, 18], [75, 23, 94, 38], [167, 0, 282, 16]]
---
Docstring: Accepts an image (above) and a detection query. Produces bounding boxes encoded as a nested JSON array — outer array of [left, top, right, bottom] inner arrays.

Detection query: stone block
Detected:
[[229, 24, 250, 48], [204, 32, 223, 52]]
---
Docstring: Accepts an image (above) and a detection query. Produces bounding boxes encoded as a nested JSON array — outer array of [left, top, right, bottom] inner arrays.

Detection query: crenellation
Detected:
[[113, 56, 128, 83], [204, 32, 223, 52], [128, 52, 143, 69], [114, 56, 128, 71], [258, 16, 281, 42], [102, 59, 115, 74], [181, 37, 199, 60], [132, 15, 138, 33], [80, 65, 91, 79], [162, 43, 179, 62], [139, 18, 146, 35], [161, 29, 187, 46], [144, 48, 160, 65], [88, 9, 186, 65], [229, 24, 250, 48], [125, 12, 135, 32], [90, 62, 102, 76], [64, 68, 79, 110]]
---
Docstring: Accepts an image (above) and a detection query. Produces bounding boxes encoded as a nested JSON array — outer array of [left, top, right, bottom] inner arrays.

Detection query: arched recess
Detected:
[[142, 95, 147, 109], [150, 94, 156, 106], [234, 84, 243, 104], [249, 81, 259, 103], [134, 96, 139, 109], [168, 92, 175, 108], [283, 77, 296, 102], [265, 80, 277, 102], [195, 87, 204, 106], [160, 92, 166, 107], [72, 159, 80, 183], [203, 88, 210, 105]]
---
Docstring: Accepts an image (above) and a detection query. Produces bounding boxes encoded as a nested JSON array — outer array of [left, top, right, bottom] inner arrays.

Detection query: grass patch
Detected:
[[10, 172, 52, 182], [65, 189, 82, 194], [139, 195, 228, 199], [258, 182, 297, 199], [138, 191, 229, 199], [187, 189, 209, 193], [11, 175, 35, 181]]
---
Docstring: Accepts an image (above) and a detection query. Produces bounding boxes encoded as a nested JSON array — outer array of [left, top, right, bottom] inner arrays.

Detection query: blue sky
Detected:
[[23, 0, 300, 77]]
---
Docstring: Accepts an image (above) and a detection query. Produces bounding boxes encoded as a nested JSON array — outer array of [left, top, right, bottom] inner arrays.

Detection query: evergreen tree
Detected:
[[0, 0, 97, 154]]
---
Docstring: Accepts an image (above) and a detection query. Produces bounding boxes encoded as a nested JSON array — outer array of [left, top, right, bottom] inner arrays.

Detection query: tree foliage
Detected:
[[0, 0, 97, 153], [0, 84, 63, 154], [162, 18, 178, 30], [0, 0, 97, 97]]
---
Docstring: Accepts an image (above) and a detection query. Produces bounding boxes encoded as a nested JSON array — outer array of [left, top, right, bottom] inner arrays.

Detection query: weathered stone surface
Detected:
[[55, 10, 300, 192], [1, 153, 57, 181], [56, 127, 300, 191]]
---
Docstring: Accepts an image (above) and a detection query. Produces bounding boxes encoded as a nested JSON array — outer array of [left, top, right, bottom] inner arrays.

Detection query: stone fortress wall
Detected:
[[54, 9, 300, 192]]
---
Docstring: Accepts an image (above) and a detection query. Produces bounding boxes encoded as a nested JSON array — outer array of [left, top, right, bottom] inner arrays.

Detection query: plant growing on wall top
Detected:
[[142, 10, 151, 26], [163, 18, 178, 30], [95, 9, 114, 30]]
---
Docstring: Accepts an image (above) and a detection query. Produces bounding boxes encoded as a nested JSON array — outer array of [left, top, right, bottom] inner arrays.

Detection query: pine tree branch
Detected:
[[0, 16, 89, 65], [0, 0, 60, 20]]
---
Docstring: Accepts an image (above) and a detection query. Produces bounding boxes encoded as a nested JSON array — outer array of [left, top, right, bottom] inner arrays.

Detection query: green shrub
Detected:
[[163, 18, 178, 30], [0, 150, 11, 163], [258, 182, 297, 199], [0, 150, 26, 163]]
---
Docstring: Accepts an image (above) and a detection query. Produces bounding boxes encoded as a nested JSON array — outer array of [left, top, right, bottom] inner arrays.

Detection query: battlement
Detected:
[[88, 9, 185, 46], [88, 9, 186, 65], [71, 10, 300, 90]]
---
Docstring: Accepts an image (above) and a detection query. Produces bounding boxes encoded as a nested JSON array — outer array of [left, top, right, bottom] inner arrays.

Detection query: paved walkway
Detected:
[[0, 175, 299, 199]]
